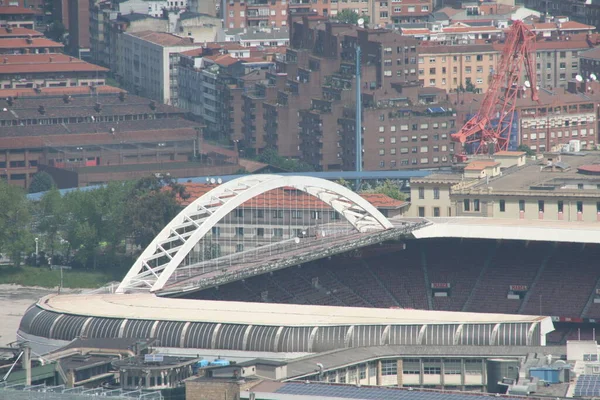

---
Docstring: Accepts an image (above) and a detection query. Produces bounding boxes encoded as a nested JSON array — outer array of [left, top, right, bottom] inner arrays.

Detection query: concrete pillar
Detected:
[[396, 359, 403, 387], [460, 358, 466, 391], [481, 359, 487, 392], [376, 360, 382, 386], [440, 358, 445, 389], [419, 358, 424, 387], [22, 345, 31, 386]]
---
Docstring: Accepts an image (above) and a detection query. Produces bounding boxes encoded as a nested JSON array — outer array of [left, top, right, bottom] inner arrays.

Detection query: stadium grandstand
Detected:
[[12, 174, 600, 399]]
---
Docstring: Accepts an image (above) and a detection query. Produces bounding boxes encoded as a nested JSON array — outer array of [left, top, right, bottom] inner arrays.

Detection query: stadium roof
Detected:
[[413, 217, 600, 244], [39, 293, 545, 326]]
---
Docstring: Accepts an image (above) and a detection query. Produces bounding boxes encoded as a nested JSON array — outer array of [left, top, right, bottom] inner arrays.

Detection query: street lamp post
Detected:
[[34, 238, 39, 265]]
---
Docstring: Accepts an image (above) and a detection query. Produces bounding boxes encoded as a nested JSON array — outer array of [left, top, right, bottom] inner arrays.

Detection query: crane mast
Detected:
[[451, 20, 538, 156]]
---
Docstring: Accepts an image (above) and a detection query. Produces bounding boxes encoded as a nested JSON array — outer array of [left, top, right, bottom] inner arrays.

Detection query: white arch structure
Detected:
[[117, 175, 393, 293]]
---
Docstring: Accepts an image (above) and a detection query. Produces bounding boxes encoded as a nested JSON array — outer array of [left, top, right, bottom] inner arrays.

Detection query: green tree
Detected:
[[46, 21, 66, 42], [334, 9, 370, 24], [360, 180, 407, 201], [28, 171, 55, 194], [123, 176, 190, 249], [335, 178, 353, 190], [257, 148, 315, 172], [517, 144, 535, 157], [0, 181, 32, 267], [465, 78, 476, 93], [38, 186, 65, 257]]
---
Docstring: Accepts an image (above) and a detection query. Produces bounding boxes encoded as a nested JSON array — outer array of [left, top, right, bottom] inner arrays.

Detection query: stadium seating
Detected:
[[467, 241, 547, 314], [426, 239, 492, 312], [521, 243, 600, 317], [186, 238, 600, 340]]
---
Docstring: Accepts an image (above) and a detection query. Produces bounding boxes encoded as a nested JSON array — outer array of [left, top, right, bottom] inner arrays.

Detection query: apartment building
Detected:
[[532, 35, 594, 90], [236, 16, 458, 170], [578, 46, 600, 83], [117, 31, 201, 105], [223, 0, 319, 29], [178, 44, 275, 142], [418, 44, 498, 93], [516, 83, 599, 153], [389, 0, 432, 24]]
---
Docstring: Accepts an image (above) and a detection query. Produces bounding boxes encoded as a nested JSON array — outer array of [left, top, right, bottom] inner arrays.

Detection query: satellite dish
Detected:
[[576, 74, 583, 82], [206, 177, 210, 182], [210, 178, 216, 184], [357, 18, 364, 26], [217, 178, 222, 184], [524, 80, 531, 88], [591, 74, 597, 81], [294, 237, 300, 244]]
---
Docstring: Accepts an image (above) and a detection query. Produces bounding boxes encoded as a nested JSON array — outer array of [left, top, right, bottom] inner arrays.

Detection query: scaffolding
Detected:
[[0, 383, 163, 400]]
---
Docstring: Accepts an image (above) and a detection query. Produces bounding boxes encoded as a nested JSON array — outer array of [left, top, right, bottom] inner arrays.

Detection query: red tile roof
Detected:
[[0, 53, 108, 74], [175, 183, 407, 209], [0, 5, 40, 14], [0, 85, 123, 98], [204, 54, 243, 66], [0, 27, 43, 37], [0, 38, 63, 48], [494, 150, 526, 157]]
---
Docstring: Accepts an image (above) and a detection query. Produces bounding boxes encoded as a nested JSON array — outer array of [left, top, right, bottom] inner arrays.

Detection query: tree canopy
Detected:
[[334, 9, 370, 24], [28, 171, 55, 194]]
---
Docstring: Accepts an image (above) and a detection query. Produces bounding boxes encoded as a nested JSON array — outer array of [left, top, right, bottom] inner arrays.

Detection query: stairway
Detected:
[[518, 245, 555, 314], [462, 241, 498, 312]]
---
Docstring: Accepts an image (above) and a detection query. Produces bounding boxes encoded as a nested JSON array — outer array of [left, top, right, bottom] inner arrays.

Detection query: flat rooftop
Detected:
[[457, 153, 600, 195], [38, 293, 546, 326]]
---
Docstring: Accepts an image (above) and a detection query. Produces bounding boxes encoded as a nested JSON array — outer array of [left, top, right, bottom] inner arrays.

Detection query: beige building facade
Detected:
[[417, 44, 499, 93]]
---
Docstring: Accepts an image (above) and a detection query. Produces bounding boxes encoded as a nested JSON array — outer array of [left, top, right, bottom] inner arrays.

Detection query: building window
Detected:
[[236, 227, 244, 236], [381, 360, 397, 376], [418, 207, 425, 217], [273, 228, 284, 237], [255, 209, 265, 218], [473, 199, 480, 212], [463, 199, 470, 212], [311, 211, 322, 219], [558, 200, 564, 213], [291, 210, 301, 219], [499, 199, 505, 212], [538, 200, 544, 212], [433, 187, 440, 199], [234, 209, 244, 218], [272, 210, 283, 218], [577, 201, 583, 213], [519, 200, 525, 212], [418, 187, 425, 199], [212, 226, 220, 236], [256, 228, 264, 237], [433, 207, 440, 217]]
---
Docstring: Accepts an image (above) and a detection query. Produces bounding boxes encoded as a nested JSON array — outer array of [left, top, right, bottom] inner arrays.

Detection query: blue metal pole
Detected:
[[355, 45, 362, 191]]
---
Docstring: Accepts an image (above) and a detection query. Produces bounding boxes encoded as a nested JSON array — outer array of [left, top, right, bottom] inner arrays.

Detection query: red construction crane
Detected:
[[451, 20, 538, 157]]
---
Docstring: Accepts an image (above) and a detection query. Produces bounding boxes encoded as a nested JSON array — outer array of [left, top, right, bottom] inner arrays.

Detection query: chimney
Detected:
[[49, 56, 53, 62], [26, 36, 32, 44], [7, 97, 13, 106], [38, 105, 45, 115], [94, 102, 102, 113], [3, 57, 7, 64], [118, 91, 126, 102], [63, 94, 71, 103]]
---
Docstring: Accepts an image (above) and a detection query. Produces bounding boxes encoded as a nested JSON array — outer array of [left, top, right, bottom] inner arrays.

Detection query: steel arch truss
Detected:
[[116, 175, 393, 293]]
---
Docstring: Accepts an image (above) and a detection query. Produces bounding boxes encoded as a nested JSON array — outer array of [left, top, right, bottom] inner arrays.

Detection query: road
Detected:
[[0, 285, 79, 347]]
